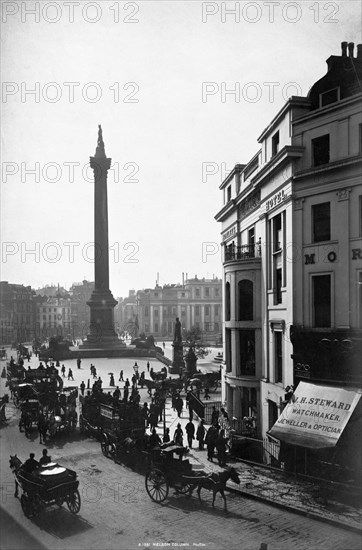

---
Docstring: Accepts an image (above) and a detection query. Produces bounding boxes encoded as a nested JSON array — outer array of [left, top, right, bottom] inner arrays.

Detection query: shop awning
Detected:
[[269, 382, 362, 449]]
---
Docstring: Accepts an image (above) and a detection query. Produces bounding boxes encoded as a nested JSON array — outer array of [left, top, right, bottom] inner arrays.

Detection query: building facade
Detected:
[[216, 42, 362, 441], [0, 282, 37, 344], [117, 276, 223, 344]]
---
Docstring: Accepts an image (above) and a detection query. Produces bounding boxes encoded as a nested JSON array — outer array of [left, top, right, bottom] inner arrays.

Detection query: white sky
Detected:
[[1, 0, 361, 298]]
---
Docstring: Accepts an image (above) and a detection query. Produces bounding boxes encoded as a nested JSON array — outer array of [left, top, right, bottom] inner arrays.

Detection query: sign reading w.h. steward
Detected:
[[269, 381, 361, 449]]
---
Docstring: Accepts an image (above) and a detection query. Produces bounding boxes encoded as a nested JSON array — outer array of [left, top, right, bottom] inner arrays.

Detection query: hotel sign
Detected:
[[266, 189, 286, 212], [222, 225, 237, 242]]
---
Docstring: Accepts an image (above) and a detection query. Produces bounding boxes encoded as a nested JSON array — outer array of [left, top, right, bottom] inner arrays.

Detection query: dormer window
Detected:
[[227, 185, 231, 202], [272, 131, 279, 157], [320, 87, 339, 108]]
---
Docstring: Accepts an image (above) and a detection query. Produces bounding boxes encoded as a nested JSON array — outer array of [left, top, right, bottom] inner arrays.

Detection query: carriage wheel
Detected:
[[101, 435, 109, 457], [145, 469, 169, 503], [176, 482, 192, 495], [21, 494, 33, 518], [110, 443, 118, 463], [66, 489, 81, 514]]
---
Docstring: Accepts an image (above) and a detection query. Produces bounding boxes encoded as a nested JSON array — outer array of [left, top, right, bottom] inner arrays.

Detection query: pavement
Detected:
[[154, 392, 362, 534]]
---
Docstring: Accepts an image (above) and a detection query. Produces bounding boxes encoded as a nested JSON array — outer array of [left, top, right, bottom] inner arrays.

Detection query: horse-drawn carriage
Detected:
[[144, 444, 240, 510], [79, 395, 103, 439], [9, 455, 81, 518], [19, 398, 40, 435], [0, 394, 9, 423], [99, 402, 146, 467], [48, 387, 78, 437]]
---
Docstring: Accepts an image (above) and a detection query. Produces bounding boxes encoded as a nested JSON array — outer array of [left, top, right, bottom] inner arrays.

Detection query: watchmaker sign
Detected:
[[269, 381, 361, 449]]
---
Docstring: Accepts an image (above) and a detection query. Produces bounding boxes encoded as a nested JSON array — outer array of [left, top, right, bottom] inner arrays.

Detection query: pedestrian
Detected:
[[205, 424, 218, 462], [163, 427, 170, 443], [68, 368, 74, 381], [196, 419, 206, 450], [211, 406, 219, 427], [119, 370, 124, 382], [216, 429, 228, 467], [162, 342, 165, 350], [56, 360, 60, 367], [147, 361, 150, 372], [39, 448, 51, 466], [125, 378, 130, 389], [123, 386, 129, 403], [185, 420, 195, 448], [110, 374, 115, 386], [173, 423, 184, 446], [77, 358, 81, 369], [80, 381, 85, 396], [61, 364, 66, 377], [149, 428, 162, 448], [175, 395, 183, 418]]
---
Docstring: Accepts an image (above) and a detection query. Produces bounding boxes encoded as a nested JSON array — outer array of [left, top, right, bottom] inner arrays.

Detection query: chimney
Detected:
[[357, 44, 362, 60], [348, 42, 354, 58], [341, 41, 348, 57]]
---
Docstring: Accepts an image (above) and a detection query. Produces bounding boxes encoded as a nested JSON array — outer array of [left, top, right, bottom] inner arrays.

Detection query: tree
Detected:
[[183, 326, 210, 360]]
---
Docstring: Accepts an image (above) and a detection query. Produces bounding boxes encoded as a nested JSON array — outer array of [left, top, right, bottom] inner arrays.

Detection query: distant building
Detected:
[[0, 282, 37, 344], [117, 276, 223, 344], [37, 296, 72, 340], [69, 280, 94, 339]]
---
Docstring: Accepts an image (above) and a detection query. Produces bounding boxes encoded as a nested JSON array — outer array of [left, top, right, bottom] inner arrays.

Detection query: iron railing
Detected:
[[224, 243, 261, 262]]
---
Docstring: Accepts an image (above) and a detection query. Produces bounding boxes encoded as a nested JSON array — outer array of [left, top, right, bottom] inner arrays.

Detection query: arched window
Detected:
[[225, 282, 231, 321], [238, 280, 253, 320]]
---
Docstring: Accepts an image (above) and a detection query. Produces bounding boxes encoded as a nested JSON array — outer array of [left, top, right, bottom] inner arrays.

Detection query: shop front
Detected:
[[269, 381, 362, 483]]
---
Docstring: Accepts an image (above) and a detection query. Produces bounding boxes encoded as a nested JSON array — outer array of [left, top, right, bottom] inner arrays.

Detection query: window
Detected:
[[273, 214, 282, 251], [275, 268, 282, 304], [214, 305, 219, 316], [225, 329, 232, 372], [154, 292, 158, 297], [248, 226, 255, 251], [239, 330, 255, 375], [195, 288, 200, 297], [172, 307, 176, 316], [195, 305, 200, 316], [320, 87, 339, 107], [181, 292, 185, 297], [268, 401, 279, 431], [227, 186, 231, 202], [215, 322, 219, 331], [181, 309, 186, 317], [312, 134, 330, 166], [215, 288, 219, 297], [313, 275, 331, 327], [312, 202, 330, 242], [238, 280, 253, 320], [154, 323, 159, 332], [274, 332, 283, 383], [272, 131, 280, 156], [205, 306, 210, 316], [205, 287, 210, 297], [145, 306, 149, 317], [225, 282, 231, 321], [154, 309, 159, 318]]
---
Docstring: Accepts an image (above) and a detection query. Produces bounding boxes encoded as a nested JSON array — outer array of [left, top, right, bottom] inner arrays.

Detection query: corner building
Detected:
[[216, 42, 362, 442]]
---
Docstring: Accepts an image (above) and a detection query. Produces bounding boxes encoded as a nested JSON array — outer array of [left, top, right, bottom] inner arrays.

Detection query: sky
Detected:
[[1, 0, 361, 298]]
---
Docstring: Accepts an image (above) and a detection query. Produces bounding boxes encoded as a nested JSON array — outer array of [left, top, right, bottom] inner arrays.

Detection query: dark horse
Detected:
[[9, 454, 23, 497], [185, 467, 240, 511]]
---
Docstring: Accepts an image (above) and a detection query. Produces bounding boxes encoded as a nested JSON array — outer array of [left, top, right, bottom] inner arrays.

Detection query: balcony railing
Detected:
[[224, 242, 261, 262]]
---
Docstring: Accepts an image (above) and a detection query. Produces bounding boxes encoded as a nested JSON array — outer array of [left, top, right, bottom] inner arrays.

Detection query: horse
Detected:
[[37, 412, 49, 444], [9, 454, 23, 497], [185, 467, 240, 511]]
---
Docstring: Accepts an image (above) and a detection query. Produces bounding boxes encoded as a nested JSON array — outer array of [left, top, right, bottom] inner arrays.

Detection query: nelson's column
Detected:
[[82, 126, 121, 348]]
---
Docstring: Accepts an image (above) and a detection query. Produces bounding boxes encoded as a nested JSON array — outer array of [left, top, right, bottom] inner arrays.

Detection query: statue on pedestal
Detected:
[[174, 317, 182, 343]]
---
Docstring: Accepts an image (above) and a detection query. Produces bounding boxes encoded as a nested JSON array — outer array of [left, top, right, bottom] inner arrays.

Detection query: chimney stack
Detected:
[[341, 41, 348, 57], [348, 42, 354, 58], [357, 44, 362, 60]]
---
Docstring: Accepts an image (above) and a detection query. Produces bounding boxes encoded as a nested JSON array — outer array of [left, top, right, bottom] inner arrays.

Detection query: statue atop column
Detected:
[[95, 124, 106, 157]]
